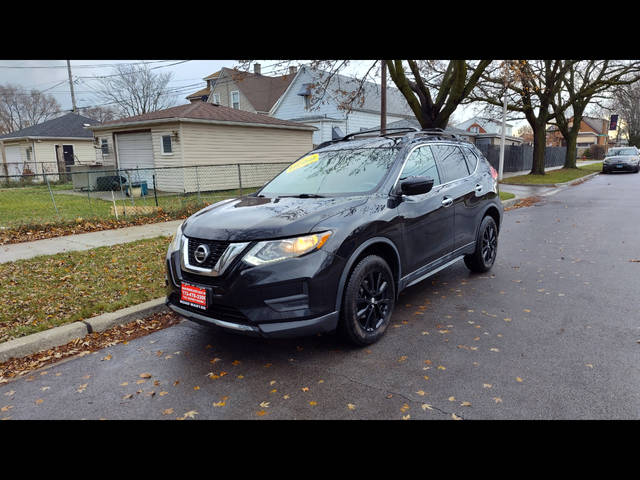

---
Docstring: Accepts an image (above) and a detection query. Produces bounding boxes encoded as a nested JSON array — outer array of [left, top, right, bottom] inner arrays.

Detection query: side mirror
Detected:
[[399, 176, 434, 196]]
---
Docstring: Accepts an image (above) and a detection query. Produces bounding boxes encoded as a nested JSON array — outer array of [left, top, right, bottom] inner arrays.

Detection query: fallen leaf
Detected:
[[182, 410, 198, 419], [139, 373, 152, 379], [448, 396, 456, 402], [421, 404, 433, 411], [162, 408, 174, 415], [460, 401, 472, 407], [309, 401, 317, 406], [451, 413, 462, 420], [516, 377, 523, 383], [347, 403, 356, 410], [259, 401, 270, 408]]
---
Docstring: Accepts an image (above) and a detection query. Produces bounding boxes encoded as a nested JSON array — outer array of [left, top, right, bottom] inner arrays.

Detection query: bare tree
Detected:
[[0, 84, 61, 134], [236, 60, 492, 130], [473, 60, 576, 175], [95, 63, 176, 117], [550, 60, 640, 168], [599, 82, 640, 148], [78, 105, 120, 123]]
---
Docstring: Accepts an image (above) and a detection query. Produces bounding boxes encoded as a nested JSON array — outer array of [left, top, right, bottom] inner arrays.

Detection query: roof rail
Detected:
[[341, 127, 419, 141], [403, 128, 464, 141]]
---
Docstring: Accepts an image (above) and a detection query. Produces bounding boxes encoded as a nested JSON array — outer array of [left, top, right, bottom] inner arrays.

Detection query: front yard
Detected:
[[500, 162, 603, 185], [0, 236, 171, 343]]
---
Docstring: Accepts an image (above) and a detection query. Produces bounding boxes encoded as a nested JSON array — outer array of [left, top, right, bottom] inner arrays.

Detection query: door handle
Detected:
[[475, 184, 483, 194], [442, 196, 453, 207]]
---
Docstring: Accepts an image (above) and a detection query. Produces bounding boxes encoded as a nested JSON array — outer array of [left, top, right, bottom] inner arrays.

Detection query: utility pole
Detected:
[[380, 60, 387, 135], [66, 60, 77, 113], [498, 86, 507, 181]]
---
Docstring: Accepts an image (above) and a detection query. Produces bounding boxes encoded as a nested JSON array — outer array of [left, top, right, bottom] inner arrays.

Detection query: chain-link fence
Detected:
[[0, 162, 290, 228]]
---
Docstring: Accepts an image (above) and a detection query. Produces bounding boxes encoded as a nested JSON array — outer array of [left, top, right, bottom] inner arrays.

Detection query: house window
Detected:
[[231, 91, 240, 109], [161, 135, 173, 154], [25, 147, 31, 162], [101, 138, 109, 154], [212, 93, 220, 104], [303, 94, 311, 110], [469, 126, 480, 133]]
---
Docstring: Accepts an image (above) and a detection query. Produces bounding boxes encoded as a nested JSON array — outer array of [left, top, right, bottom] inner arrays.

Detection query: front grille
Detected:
[[174, 294, 250, 324], [187, 237, 230, 269]]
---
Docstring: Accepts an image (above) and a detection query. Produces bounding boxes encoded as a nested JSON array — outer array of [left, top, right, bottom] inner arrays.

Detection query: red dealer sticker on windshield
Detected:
[[181, 283, 207, 308]]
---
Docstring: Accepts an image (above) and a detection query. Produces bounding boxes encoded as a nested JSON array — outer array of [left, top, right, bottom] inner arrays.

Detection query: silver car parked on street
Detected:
[[602, 146, 640, 173]]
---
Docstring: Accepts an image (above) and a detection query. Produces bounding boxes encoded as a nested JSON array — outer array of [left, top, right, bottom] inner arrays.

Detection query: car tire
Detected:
[[339, 255, 395, 346], [464, 216, 498, 273]]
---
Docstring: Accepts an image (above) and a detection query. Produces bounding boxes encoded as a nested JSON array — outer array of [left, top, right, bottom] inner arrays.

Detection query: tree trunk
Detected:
[[564, 134, 578, 169], [530, 123, 547, 175]]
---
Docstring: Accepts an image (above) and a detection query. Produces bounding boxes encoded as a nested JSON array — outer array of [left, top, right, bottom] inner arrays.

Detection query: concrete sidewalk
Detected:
[[0, 219, 182, 264], [499, 160, 601, 199]]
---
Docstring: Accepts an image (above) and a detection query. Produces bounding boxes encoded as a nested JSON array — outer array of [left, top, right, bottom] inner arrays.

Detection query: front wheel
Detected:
[[464, 216, 498, 273], [339, 255, 395, 346]]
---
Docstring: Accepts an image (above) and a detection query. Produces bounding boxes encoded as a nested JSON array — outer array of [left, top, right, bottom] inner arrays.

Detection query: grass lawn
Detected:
[[499, 191, 515, 201], [500, 163, 603, 185], [0, 236, 171, 343], [0, 185, 254, 228]]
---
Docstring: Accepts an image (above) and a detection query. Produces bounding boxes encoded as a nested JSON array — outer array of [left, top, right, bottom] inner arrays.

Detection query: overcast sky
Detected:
[[0, 59, 493, 127]]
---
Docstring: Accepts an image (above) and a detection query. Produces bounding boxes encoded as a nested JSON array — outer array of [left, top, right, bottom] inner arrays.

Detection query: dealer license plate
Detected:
[[180, 283, 208, 310]]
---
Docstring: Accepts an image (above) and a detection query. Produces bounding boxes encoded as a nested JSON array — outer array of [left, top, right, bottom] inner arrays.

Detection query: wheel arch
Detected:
[[335, 237, 402, 315]]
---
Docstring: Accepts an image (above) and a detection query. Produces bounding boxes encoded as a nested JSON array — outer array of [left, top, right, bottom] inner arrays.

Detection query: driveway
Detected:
[[2, 171, 639, 420]]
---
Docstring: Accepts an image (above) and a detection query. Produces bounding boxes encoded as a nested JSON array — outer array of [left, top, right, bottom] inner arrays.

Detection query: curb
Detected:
[[0, 297, 167, 363], [501, 171, 600, 188], [501, 196, 519, 208]]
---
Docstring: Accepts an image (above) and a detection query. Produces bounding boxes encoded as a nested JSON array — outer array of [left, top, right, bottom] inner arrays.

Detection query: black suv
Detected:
[[165, 128, 503, 345]]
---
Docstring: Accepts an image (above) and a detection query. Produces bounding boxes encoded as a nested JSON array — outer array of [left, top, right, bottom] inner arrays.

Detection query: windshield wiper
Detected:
[[278, 193, 326, 198]]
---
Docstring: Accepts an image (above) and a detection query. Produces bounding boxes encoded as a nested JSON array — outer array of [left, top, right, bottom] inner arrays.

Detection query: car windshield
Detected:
[[608, 148, 636, 156], [259, 147, 399, 196]]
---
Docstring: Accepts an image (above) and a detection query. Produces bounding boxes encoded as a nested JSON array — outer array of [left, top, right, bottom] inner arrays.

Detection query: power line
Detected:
[[0, 60, 179, 69]]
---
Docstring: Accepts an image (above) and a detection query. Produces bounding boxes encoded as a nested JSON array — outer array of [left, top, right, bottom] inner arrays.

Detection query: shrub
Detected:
[[588, 144, 605, 160]]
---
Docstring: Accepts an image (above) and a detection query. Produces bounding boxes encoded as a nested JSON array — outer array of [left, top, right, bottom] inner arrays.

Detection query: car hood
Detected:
[[181, 195, 368, 242]]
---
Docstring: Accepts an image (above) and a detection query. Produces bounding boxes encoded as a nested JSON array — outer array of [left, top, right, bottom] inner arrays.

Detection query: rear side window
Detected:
[[462, 147, 478, 173], [431, 145, 469, 183], [399, 146, 440, 185]]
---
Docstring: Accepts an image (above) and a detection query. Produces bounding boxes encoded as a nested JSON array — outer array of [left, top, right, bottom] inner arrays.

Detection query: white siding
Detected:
[[179, 122, 313, 193]]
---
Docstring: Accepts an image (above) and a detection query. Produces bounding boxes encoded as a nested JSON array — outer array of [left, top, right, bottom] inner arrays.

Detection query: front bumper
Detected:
[[603, 163, 637, 172], [165, 244, 343, 338]]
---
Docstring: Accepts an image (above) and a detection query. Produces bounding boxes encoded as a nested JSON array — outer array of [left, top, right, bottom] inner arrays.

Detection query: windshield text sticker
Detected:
[[286, 153, 319, 173]]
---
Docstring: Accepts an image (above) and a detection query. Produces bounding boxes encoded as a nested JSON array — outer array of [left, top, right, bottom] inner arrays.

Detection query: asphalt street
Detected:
[[2, 170, 640, 420]]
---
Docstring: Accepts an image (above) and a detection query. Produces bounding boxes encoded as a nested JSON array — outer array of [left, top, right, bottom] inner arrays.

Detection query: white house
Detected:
[[268, 65, 417, 146]]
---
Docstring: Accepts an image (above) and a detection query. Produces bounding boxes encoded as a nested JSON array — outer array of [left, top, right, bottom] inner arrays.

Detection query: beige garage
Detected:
[[88, 102, 316, 193]]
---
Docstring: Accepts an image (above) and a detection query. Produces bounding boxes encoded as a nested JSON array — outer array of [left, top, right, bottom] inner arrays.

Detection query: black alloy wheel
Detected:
[[340, 255, 395, 345], [464, 216, 499, 273], [481, 221, 498, 266]]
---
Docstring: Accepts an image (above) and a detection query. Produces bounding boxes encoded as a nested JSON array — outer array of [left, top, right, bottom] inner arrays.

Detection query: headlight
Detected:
[[243, 231, 332, 266], [168, 223, 184, 255]]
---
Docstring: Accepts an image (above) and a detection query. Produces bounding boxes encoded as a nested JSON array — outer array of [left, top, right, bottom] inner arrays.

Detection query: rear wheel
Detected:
[[464, 216, 498, 273], [339, 255, 395, 346]]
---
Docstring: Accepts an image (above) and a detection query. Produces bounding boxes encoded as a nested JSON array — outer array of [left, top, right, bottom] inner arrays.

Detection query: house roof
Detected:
[[582, 116, 606, 134], [215, 67, 296, 113], [0, 112, 99, 140], [455, 116, 514, 131], [288, 66, 414, 117], [90, 102, 316, 131], [186, 87, 211, 101]]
